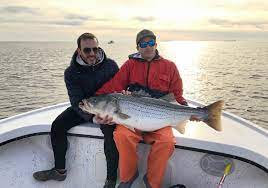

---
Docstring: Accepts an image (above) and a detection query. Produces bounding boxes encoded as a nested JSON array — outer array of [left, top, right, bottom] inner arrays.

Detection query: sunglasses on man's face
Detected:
[[83, 47, 98, 54], [139, 39, 156, 48]]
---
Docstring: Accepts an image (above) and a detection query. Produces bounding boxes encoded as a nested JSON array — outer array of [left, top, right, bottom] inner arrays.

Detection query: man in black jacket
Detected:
[[33, 33, 119, 188]]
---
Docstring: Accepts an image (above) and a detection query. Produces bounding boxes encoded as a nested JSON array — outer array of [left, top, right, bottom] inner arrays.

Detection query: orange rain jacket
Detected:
[[96, 52, 187, 105]]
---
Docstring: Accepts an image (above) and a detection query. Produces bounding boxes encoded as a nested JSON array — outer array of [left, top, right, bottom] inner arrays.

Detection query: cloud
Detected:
[[0, 18, 86, 26], [64, 14, 90, 21], [62, 14, 110, 25], [0, 17, 86, 26], [209, 18, 268, 30], [47, 20, 86, 26], [0, 11, 110, 26], [0, 6, 39, 14], [133, 16, 156, 22], [153, 28, 268, 41]]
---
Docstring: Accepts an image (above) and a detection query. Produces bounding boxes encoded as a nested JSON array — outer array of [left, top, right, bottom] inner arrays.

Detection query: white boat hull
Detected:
[[0, 133, 267, 188]]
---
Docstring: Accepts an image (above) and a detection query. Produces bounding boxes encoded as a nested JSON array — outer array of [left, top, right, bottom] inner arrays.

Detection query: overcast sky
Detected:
[[1, 0, 268, 41]]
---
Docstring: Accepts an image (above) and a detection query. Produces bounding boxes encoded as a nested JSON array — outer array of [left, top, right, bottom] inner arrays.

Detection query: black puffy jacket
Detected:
[[64, 49, 119, 121]]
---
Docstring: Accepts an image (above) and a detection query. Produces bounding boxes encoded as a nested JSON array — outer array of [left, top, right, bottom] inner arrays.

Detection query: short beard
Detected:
[[82, 55, 96, 65]]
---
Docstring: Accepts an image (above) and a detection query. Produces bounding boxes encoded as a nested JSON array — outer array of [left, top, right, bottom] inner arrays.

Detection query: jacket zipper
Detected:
[[146, 61, 151, 87]]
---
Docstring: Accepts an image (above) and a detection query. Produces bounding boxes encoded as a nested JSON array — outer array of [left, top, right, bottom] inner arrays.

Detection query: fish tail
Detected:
[[204, 100, 224, 131]]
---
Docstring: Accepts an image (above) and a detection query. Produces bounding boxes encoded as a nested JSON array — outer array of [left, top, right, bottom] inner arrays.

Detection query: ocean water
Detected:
[[0, 41, 267, 130]]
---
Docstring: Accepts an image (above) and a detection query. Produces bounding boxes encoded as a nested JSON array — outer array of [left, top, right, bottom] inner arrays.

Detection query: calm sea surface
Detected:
[[0, 41, 267, 130]]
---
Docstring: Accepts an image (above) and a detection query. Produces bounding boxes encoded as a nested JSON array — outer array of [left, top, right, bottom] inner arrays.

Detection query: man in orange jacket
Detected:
[[95, 29, 188, 188]]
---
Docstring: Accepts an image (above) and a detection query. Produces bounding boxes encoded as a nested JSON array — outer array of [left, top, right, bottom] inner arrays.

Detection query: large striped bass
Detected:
[[79, 93, 224, 133]]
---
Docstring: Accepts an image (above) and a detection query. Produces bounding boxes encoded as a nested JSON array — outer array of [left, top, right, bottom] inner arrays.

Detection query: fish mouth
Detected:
[[79, 99, 93, 110]]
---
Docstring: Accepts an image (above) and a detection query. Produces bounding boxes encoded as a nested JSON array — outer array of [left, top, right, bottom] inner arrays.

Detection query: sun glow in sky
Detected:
[[0, 0, 268, 41]]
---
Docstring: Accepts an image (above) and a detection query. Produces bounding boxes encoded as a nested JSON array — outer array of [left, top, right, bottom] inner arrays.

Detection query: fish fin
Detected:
[[159, 93, 176, 102], [174, 121, 187, 134], [117, 112, 130, 119], [131, 90, 176, 103], [131, 90, 151, 97], [203, 100, 224, 131]]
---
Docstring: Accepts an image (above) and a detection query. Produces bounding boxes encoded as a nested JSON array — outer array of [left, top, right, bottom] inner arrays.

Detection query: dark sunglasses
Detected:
[[83, 47, 98, 54], [139, 39, 156, 48]]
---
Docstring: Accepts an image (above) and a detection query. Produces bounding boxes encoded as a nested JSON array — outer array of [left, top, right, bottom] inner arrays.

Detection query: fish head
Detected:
[[79, 95, 116, 115]]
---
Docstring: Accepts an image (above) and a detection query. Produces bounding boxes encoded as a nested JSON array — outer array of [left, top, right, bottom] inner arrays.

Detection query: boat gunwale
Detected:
[[1, 100, 267, 137]]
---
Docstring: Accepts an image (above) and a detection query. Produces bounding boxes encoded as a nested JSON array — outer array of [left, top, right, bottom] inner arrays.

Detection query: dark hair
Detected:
[[77, 33, 99, 49]]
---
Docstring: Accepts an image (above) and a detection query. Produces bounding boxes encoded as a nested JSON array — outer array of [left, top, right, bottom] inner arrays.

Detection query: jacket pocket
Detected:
[[157, 74, 170, 91]]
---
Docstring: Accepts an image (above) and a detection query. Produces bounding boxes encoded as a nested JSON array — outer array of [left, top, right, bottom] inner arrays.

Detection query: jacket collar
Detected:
[[128, 49, 162, 62]]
